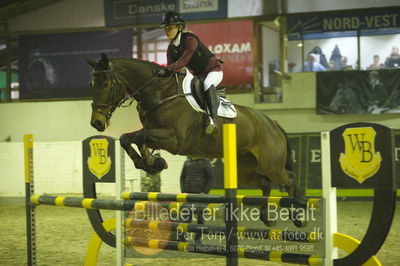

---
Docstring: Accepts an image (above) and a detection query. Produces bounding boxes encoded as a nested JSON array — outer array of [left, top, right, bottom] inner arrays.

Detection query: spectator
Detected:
[[310, 46, 329, 68], [304, 53, 326, 71], [328, 44, 343, 70], [178, 157, 214, 244], [384, 45, 400, 68], [341, 56, 353, 70], [368, 55, 384, 70]]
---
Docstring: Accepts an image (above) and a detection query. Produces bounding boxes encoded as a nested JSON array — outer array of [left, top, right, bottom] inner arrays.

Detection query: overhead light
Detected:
[[297, 43, 303, 47]]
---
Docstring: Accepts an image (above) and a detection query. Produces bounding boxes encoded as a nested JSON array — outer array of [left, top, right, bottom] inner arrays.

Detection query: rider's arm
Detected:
[[167, 36, 198, 71], [166, 45, 175, 65]]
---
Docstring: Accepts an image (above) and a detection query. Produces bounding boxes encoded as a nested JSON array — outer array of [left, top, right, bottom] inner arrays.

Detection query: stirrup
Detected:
[[205, 117, 220, 135]]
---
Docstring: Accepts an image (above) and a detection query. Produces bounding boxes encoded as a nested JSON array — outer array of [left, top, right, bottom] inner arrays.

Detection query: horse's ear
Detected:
[[86, 59, 97, 69], [100, 53, 109, 68]]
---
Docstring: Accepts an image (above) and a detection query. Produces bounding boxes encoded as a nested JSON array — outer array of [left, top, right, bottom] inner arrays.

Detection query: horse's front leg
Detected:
[[139, 127, 182, 173], [120, 128, 178, 175], [119, 130, 151, 172]]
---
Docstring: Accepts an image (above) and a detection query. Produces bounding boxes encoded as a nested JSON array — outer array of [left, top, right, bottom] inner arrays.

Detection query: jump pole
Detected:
[[114, 141, 124, 266], [223, 123, 238, 266], [321, 131, 338, 266], [24, 123, 392, 265], [24, 134, 36, 266]]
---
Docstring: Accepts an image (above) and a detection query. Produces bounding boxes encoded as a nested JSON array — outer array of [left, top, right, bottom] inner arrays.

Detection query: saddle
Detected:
[[181, 68, 236, 119]]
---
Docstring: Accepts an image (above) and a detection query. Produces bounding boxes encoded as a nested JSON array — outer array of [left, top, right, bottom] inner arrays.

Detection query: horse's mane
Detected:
[[110, 58, 161, 70]]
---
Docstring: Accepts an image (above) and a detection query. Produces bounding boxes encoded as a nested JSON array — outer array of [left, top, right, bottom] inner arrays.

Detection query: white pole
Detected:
[[115, 141, 124, 266], [321, 131, 338, 266]]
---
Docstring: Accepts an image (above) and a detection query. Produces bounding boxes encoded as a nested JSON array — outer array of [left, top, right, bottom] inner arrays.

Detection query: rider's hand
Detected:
[[154, 67, 172, 77]]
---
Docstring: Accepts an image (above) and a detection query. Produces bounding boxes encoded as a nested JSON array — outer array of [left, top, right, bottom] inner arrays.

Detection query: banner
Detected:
[[317, 69, 400, 114], [104, 0, 227, 27], [287, 7, 400, 40], [18, 29, 133, 99], [211, 131, 400, 195], [188, 20, 253, 86]]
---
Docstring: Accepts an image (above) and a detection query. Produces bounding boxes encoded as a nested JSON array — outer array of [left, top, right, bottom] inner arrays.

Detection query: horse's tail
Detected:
[[274, 121, 304, 199], [274, 121, 294, 171]]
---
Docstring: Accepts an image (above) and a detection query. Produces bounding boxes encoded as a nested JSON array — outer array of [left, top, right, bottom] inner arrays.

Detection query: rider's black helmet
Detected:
[[160, 12, 185, 28]]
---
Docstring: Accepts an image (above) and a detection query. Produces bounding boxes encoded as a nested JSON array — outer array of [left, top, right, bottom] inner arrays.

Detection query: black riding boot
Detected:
[[205, 85, 220, 136]]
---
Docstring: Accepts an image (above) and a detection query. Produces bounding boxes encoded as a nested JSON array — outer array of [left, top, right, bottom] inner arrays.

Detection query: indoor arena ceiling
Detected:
[[0, 0, 63, 23]]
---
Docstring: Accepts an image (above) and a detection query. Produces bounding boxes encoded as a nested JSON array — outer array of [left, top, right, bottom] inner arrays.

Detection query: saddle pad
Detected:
[[182, 69, 237, 118]]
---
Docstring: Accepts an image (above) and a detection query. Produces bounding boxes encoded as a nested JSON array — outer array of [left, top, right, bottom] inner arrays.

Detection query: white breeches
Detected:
[[204, 71, 223, 91]]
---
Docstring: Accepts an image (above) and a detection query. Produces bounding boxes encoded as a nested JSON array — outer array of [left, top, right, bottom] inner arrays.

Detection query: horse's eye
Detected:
[[89, 80, 94, 87]]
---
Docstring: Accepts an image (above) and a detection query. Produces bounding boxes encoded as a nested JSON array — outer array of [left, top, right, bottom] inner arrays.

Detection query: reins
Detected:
[[91, 65, 185, 118]]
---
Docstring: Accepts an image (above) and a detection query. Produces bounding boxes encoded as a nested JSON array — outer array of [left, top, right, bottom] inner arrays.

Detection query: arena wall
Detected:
[[2, 0, 400, 202], [1, 75, 399, 200], [0, 139, 185, 201]]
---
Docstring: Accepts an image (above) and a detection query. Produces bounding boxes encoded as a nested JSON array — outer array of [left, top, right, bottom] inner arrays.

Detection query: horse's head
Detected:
[[87, 53, 127, 131]]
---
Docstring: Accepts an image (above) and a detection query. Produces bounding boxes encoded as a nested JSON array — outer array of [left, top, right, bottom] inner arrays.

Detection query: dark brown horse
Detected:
[[87, 53, 303, 227]]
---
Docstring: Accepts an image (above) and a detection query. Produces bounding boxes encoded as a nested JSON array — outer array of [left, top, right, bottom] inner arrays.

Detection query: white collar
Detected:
[[172, 32, 182, 47]]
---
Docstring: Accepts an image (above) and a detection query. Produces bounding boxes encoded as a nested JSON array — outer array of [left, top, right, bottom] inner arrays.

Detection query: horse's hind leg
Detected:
[[258, 167, 306, 228], [283, 170, 307, 228], [258, 175, 277, 227], [284, 169, 303, 199]]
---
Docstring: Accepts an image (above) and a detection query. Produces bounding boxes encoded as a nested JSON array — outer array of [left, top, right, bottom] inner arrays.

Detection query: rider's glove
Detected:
[[154, 67, 173, 77]]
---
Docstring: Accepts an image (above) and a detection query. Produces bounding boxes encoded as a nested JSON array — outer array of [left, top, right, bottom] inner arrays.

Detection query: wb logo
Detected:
[[92, 143, 107, 164], [346, 134, 373, 162], [339, 127, 381, 183], [87, 139, 112, 179]]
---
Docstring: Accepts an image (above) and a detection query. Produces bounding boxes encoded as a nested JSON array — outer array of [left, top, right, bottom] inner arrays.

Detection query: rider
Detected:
[[157, 11, 223, 136]]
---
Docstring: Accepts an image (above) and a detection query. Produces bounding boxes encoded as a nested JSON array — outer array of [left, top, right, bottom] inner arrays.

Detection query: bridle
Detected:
[[90, 66, 159, 120], [90, 68, 128, 120]]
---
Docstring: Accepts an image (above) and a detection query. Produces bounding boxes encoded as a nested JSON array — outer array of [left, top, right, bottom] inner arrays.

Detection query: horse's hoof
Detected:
[[263, 220, 277, 227], [134, 160, 147, 171], [142, 161, 167, 176], [260, 211, 277, 227], [293, 219, 307, 228], [291, 208, 308, 228], [134, 160, 159, 175], [154, 157, 168, 171], [143, 166, 160, 176]]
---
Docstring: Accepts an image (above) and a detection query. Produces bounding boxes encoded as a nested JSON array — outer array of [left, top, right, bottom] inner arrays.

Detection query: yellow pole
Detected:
[[223, 124, 237, 189], [84, 218, 116, 266], [24, 134, 33, 183], [223, 124, 238, 266]]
